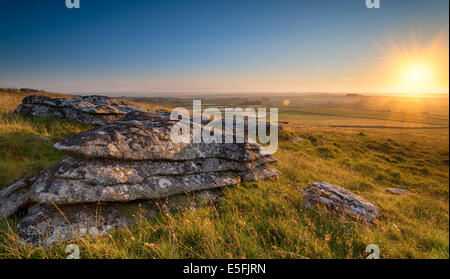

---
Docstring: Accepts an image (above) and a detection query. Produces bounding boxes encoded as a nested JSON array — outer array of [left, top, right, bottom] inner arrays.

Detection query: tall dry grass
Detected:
[[0, 90, 448, 259]]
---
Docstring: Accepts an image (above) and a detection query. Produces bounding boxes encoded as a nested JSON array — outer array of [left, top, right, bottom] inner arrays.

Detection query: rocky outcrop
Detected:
[[14, 95, 149, 125], [1, 110, 280, 246], [299, 182, 379, 223]]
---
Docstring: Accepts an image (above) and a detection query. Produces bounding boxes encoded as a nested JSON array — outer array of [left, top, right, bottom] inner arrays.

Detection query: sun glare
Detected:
[[401, 63, 434, 91], [411, 73, 421, 82], [376, 29, 449, 95]]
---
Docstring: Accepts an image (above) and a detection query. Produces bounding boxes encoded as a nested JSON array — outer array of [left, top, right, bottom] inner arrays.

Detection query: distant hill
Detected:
[[345, 93, 363, 97], [0, 88, 42, 93]]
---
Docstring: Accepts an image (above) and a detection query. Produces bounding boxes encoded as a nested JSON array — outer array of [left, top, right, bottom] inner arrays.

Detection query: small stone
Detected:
[[385, 188, 410, 195]]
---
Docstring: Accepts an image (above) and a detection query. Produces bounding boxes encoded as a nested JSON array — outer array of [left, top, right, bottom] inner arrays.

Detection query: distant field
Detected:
[[123, 94, 449, 127], [0, 91, 448, 259]]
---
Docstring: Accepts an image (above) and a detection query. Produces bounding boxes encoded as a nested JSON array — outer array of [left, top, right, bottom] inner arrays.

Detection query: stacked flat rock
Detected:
[[14, 95, 149, 125], [0, 111, 280, 246]]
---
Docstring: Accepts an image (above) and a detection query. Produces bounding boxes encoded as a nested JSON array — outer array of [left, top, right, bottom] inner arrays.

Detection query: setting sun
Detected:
[[400, 63, 435, 92], [376, 30, 449, 95], [411, 73, 421, 82]]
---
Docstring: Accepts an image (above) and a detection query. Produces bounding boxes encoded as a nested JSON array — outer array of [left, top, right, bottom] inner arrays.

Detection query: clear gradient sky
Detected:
[[0, 0, 448, 96]]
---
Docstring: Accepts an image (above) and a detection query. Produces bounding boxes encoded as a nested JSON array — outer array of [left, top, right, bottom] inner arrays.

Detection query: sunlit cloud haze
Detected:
[[0, 0, 448, 96]]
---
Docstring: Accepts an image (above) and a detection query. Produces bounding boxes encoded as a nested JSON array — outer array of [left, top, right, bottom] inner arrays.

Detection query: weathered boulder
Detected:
[[14, 95, 149, 125], [299, 182, 379, 223], [54, 111, 266, 161]]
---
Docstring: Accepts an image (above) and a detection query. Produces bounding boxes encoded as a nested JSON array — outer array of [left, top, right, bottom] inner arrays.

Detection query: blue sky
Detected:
[[0, 0, 448, 95]]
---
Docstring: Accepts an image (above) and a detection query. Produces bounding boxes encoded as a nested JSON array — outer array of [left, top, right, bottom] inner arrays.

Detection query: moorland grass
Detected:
[[0, 90, 448, 259]]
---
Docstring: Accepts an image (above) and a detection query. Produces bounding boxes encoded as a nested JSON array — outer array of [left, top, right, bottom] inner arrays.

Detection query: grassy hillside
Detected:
[[0, 90, 90, 188], [0, 91, 448, 259]]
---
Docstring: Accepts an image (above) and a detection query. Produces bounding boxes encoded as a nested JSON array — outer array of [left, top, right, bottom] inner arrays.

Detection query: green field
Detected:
[[0, 90, 448, 259]]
